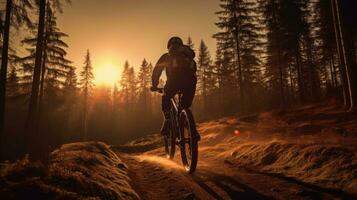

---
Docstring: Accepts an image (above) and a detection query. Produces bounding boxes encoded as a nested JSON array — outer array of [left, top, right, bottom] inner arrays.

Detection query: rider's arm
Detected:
[[152, 53, 169, 88]]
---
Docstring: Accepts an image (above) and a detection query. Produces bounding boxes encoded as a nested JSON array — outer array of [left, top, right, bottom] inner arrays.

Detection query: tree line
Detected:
[[193, 0, 356, 118], [0, 0, 166, 161]]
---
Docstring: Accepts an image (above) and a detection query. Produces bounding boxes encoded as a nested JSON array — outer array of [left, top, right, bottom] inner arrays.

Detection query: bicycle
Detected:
[[152, 87, 198, 173]]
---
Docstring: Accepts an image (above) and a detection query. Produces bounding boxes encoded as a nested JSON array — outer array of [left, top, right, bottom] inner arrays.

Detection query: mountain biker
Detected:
[[151, 36, 200, 140]]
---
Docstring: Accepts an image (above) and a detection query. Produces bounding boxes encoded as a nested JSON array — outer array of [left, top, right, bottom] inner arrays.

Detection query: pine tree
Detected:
[[63, 66, 77, 136], [214, 0, 263, 112], [25, 0, 71, 160], [197, 40, 214, 113], [187, 36, 195, 50], [119, 61, 131, 127], [17, 3, 72, 134], [261, 0, 315, 105], [280, 0, 311, 103], [6, 65, 20, 98], [79, 50, 94, 140], [120, 61, 131, 108], [64, 67, 77, 94], [112, 82, 124, 134], [313, 0, 338, 90], [39, 3, 72, 117], [127, 67, 137, 107], [112, 84, 120, 114], [137, 59, 152, 113], [0, 0, 33, 158], [26, 0, 47, 158], [138, 59, 151, 93], [331, 0, 357, 111], [213, 40, 236, 114], [261, 0, 286, 107], [119, 61, 138, 131]]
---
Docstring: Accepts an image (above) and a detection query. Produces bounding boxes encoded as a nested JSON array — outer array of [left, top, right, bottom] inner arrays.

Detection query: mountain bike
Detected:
[[152, 88, 198, 173]]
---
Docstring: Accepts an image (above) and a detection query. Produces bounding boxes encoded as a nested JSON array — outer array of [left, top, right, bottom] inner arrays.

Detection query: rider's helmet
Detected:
[[167, 37, 183, 49]]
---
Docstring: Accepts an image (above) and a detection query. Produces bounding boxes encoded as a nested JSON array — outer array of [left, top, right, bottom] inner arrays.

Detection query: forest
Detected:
[[0, 0, 356, 162]]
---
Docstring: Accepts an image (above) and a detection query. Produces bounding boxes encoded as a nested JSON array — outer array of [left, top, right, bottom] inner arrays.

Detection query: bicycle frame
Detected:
[[170, 93, 183, 144], [152, 87, 198, 173]]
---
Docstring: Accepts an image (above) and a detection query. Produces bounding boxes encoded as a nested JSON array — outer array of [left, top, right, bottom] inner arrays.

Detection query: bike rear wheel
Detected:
[[179, 109, 198, 173], [164, 118, 176, 160]]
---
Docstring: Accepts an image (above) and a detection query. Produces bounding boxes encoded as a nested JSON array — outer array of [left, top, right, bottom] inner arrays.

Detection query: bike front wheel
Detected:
[[164, 121, 176, 159], [179, 109, 198, 173]]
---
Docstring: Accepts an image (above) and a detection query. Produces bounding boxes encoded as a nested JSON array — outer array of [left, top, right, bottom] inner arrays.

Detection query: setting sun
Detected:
[[93, 63, 121, 86]]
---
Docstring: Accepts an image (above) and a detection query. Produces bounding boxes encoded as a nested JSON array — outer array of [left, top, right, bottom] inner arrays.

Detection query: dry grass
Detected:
[[231, 141, 357, 194], [197, 101, 357, 195], [0, 142, 139, 200], [111, 134, 162, 153]]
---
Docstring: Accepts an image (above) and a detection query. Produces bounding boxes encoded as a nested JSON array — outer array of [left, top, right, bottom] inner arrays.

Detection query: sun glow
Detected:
[[94, 63, 121, 86]]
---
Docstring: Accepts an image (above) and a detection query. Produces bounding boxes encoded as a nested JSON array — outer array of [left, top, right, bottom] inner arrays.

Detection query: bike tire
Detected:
[[179, 109, 198, 173], [164, 115, 176, 160]]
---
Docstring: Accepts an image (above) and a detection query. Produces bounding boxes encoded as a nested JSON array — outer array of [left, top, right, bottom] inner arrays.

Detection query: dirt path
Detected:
[[109, 104, 357, 200], [115, 147, 353, 200]]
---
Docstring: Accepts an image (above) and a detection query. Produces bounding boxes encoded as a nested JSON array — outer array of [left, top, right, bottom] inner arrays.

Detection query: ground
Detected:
[[0, 142, 139, 200], [112, 101, 357, 200], [1, 101, 357, 200]]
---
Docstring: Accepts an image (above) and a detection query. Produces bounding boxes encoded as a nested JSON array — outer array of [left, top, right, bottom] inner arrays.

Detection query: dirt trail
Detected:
[[115, 147, 354, 200], [112, 103, 357, 200]]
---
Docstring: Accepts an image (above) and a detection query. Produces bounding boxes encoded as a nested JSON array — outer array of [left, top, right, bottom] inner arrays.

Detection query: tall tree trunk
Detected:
[[277, 40, 285, 107], [334, 0, 357, 111], [37, 43, 47, 133], [331, 54, 338, 88], [331, 0, 352, 109], [296, 53, 304, 103], [83, 88, 88, 141], [0, 0, 12, 160], [288, 65, 295, 104], [37, 3, 50, 134], [329, 55, 336, 88], [232, 0, 244, 110], [324, 64, 331, 91], [273, 0, 285, 107], [307, 41, 320, 102], [203, 67, 207, 114], [26, 0, 47, 160]]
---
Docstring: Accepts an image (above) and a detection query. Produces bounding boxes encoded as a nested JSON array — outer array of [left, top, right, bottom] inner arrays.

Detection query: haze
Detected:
[[57, 0, 219, 84]]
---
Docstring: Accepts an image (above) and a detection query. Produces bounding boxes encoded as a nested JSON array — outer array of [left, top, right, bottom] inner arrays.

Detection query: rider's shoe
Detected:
[[197, 132, 201, 141], [161, 119, 170, 136], [193, 129, 201, 141]]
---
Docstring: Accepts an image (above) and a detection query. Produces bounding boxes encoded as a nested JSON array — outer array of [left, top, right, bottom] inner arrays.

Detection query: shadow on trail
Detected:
[[192, 171, 274, 200]]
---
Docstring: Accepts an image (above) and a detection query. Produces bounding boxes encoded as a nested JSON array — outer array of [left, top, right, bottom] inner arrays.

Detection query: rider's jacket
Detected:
[[152, 45, 196, 87]]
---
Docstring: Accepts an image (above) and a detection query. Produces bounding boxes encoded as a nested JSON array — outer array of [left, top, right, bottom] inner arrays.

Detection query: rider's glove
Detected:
[[150, 86, 158, 92]]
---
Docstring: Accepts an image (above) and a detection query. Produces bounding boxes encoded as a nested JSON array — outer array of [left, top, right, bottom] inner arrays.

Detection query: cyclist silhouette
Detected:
[[151, 37, 199, 139]]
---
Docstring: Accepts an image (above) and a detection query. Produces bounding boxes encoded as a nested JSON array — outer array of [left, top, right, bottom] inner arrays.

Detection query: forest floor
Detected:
[[1, 101, 356, 200], [112, 100, 357, 200], [0, 142, 140, 199]]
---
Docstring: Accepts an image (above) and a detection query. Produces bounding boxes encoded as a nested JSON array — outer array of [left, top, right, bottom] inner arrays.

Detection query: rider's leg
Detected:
[[161, 82, 177, 135], [161, 94, 171, 135], [181, 78, 201, 140], [180, 75, 197, 108]]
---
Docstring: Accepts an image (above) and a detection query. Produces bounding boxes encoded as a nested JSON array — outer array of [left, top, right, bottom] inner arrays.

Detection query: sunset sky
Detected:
[[56, 0, 220, 85]]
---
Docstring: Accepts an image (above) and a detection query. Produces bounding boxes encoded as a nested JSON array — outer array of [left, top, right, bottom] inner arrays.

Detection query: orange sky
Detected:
[[57, 0, 219, 84]]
